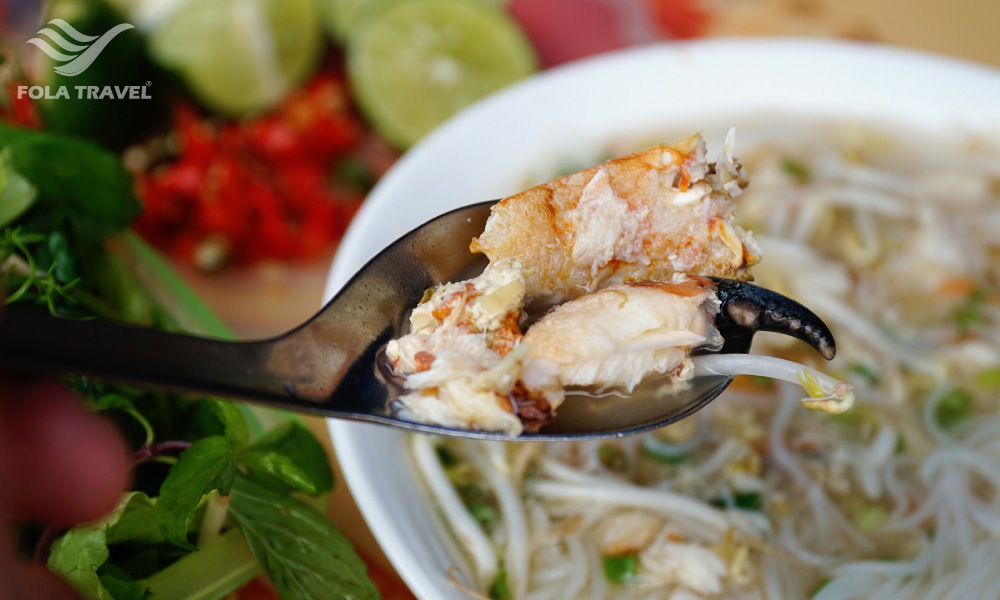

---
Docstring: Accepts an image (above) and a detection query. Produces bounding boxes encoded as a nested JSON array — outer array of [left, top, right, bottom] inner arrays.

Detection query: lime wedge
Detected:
[[318, 0, 372, 41], [347, 0, 537, 149], [146, 0, 322, 115]]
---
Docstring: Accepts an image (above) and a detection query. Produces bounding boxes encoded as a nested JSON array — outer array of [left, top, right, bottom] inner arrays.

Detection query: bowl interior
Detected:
[[324, 38, 1000, 599]]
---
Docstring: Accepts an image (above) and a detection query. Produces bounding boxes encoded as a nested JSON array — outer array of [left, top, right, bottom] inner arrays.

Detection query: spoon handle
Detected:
[[0, 305, 298, 405]]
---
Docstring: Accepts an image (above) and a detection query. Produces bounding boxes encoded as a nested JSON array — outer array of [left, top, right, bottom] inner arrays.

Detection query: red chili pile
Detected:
[[132, 69, 395, 270]]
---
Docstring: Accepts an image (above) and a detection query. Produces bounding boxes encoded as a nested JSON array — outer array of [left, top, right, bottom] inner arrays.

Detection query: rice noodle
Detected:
[[417, 121, 1000, 599]]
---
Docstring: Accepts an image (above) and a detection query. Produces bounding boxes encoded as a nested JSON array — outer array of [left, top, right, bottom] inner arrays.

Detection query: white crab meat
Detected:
[[385, 260, 561, 436], [524, 278, 721, 392]]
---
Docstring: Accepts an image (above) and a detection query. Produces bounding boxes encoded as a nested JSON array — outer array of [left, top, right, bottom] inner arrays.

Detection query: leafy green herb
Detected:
[[103, 492, 163, 546], [209, 399, 249, 449], [238, 422, 333, 495], [0, 125, 139, 245], [1, 227, 80, 313], [0, 147, 37, 228], [97, 564, 150, 600], [156, 436, 236, 549], [46, 229, 78, 283], [849, 362, 879, 385], [934, 388, 973, 430], [91, 393, 156, 447], [48, 525, 114, 600], [602, 553, 639, 585], [781, 157, 812, 184], [489, 568, 510, 600], [48, 493, 156, 600], [228, 477, 381, 600], [141, 529, 262, 600], [709, 491, 762, 511]]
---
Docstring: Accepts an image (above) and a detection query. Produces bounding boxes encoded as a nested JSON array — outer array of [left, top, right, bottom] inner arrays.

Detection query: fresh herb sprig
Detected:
[[2, 126, 380, 600]]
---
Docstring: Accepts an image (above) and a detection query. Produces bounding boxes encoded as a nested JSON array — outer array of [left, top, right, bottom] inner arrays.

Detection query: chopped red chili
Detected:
[[133, 67, 396, 270]]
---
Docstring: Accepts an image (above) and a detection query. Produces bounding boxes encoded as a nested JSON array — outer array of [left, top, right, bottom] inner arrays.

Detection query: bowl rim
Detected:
[[325, 37, 1000, 599]]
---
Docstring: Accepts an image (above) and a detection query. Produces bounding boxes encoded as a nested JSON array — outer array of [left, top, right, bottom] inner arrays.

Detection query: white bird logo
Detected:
[[26, 19, 135, 77]]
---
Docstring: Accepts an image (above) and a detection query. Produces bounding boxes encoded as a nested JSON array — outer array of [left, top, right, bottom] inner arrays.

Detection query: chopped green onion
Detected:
[[489, 568, 510, 600], [602, 553, 639, 585], [780, 157, 812, 184], [935, 388, 973, 430], [642, 444, 691, 465], [598, 444, 628, 472], [977, 367, 1000, 389], [852, 505, 888, 532], [709, 491, 762, 511], [849, 362, 879, 385], [435, 444, 459, 467], [469, 504, 498, 528], [455, 483, 498, 530], [954, 288, 986, 334], [811, 578, 830, 598]]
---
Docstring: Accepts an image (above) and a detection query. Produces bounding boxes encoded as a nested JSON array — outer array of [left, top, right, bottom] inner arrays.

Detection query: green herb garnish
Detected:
[[849, 362, 879, 385], [598, 444, 628, 472], [954, 288, 986, 335], [977, 367, 1000, 389], [489, 568, 510, 600], [934, 387, 973, 430], [603, 553, 639, 585], [781, 157, 812, 184], [709, 491, 762, 511]]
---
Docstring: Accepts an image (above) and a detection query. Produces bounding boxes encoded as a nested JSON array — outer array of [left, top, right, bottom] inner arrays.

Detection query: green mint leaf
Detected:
[[104, 491, 163, 546], [48, 492, 153, 600], [210, 399, 249, 449], [0, 147, 37, 228], [0, 125, 139, 245], [91, 393, 155, 447], [228, 477, 380, 600], [48, 527, 114, 600], [156, 436, 236, 550], [239, 422, 333, 495], [46, 229, 78, 283]]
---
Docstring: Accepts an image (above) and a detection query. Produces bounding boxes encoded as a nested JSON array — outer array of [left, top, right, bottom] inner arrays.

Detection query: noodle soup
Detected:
[[411, 120, 1000, 600]]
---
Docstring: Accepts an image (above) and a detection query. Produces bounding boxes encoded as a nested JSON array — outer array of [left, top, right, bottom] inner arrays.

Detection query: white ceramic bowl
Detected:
[[325, 39, 1000, 599]]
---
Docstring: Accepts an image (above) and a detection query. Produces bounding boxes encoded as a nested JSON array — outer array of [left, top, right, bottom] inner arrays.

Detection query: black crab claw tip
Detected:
[[707, 277, 837, 361]]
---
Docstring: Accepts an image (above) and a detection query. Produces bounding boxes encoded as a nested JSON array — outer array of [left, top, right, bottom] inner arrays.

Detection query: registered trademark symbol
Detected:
[[146, 81, 152, 87]]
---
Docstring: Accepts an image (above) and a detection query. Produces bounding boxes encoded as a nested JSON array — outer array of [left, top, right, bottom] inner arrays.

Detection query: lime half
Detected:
[[318, 0, 372, 41], [347, 0, 537, 149], [147, 0, 322, 116]]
